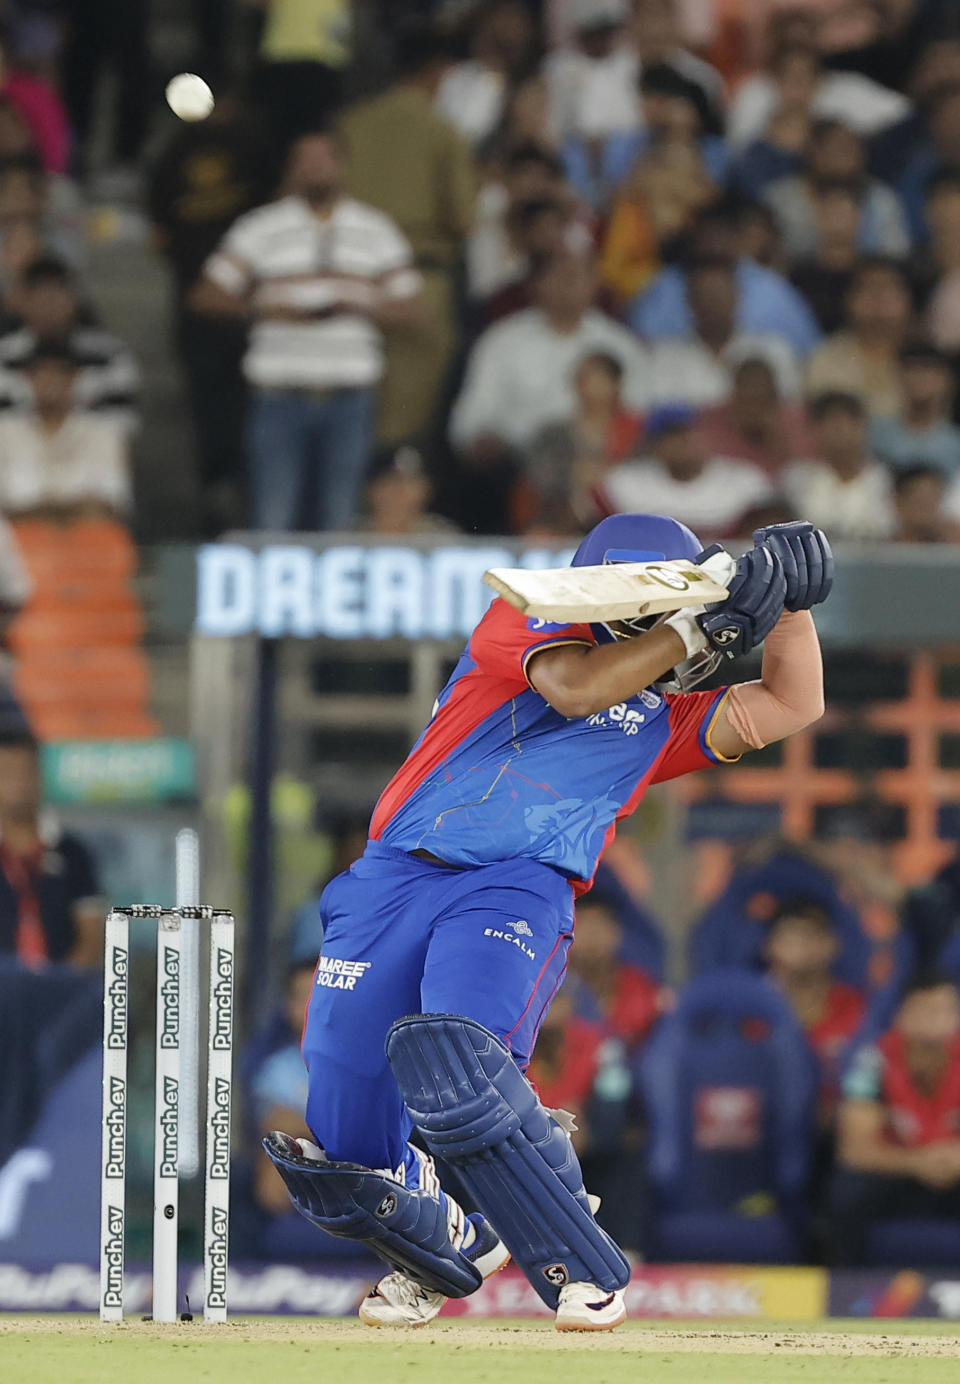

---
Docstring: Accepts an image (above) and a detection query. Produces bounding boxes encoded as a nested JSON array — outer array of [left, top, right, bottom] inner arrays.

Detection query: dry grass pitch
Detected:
[[4, 1317, 960, 1384]]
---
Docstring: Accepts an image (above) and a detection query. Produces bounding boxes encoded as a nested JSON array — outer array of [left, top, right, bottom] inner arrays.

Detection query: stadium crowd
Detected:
[[5, 0, 960, 1275], [154, 0, 960, 544]]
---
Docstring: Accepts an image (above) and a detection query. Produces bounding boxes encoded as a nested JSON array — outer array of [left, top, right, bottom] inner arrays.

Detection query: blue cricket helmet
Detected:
[[572, 513, 704, 568], [571, 512, 721, 693]]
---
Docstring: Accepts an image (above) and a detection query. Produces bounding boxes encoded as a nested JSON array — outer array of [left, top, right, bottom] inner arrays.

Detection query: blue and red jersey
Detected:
[[370, 598, 735, 893]]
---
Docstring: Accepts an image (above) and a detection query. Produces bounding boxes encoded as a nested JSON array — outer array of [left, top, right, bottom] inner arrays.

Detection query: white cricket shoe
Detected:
[[554, 1281, 627, 1332], [359, 1212, 510, 1327]]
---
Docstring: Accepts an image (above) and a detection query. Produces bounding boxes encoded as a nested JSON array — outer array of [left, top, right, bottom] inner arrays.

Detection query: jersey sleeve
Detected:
[[470, 599, 595, 687], [651, 686, 740, 783]]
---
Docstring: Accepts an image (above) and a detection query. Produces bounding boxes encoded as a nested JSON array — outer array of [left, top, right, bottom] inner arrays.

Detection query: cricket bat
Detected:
[[484, 559, 730, 623]]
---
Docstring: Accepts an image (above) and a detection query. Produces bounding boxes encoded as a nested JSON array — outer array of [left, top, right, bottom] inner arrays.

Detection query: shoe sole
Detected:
[[555, 1305, 627, 1333]]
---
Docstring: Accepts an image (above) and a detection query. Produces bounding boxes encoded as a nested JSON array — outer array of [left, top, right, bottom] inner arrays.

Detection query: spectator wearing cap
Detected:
[[545, 0, 640, 148], [806, 257, 914, 420], [602, 403, 774, 542], [870, 344, 960, 480], [628, 199, 822, 357], [436, 1, 537, 148], [0, 257, 140, 434], [0, 731, 103, 969], [763, 119, 910, 262], [783, 392, 894, 542], [697, 356, 814, 477], [546, 0, 723, 148], [0, 341, 130, 521], [340, 29, 475, 446], [647, 256, 802, 408], [192, 130, 423, 532], [892, 465, 960, 544], [450, 249, 648, 530], [357, 446, 459, 537]]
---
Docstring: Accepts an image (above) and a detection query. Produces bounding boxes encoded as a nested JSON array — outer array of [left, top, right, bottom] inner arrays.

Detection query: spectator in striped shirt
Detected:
[[193, 130, 424, 532], [0, 256, 140, 434]]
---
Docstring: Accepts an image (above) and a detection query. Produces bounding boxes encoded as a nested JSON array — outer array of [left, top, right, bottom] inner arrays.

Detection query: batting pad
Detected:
[[386, 1014, 631, 1308], [262, 1132, 482, 1297]]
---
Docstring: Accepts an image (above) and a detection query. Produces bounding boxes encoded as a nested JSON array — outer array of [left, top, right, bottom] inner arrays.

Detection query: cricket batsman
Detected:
[[264, 513, 832, 1330]]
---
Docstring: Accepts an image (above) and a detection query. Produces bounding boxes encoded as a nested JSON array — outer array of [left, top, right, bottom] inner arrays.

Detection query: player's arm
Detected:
[[528, 545, 781, 719], [709, 608, 825, 759], [709, 522, 831, 760], [528, 625, 687, 719]]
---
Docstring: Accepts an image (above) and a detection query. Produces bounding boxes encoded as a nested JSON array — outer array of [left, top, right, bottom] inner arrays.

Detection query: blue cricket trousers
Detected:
[[302, 841, 575, 1181]]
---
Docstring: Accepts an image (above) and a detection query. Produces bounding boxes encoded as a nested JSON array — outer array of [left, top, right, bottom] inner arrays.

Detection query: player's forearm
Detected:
[[529, 626, 686, 719], [722, 609, 825, 749]]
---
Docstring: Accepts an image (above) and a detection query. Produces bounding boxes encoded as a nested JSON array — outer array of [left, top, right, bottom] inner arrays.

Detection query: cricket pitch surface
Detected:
[[4, 1316, 960, 1383]]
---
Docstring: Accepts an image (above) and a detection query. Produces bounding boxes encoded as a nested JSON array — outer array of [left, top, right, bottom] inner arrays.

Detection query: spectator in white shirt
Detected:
[[546, 0, 723, 143], [0, 341, 130, 521], [192, 130, 423, 532], [545, 0, 637, 143], [451, 248, 647, 531], [436, 0, 537, 147], [648, 256, 802, 407], [451, 249, 648, 454], [603, 402, 774, 540], [0, 256, 140, 434], [783, 392, 895, 542]]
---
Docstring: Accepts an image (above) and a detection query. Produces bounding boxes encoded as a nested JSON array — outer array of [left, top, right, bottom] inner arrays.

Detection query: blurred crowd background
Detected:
[[7, 0, 960, 1279]]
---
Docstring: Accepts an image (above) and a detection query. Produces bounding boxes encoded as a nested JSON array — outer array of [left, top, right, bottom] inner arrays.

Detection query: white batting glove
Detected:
[[662, 549, 736, 658]]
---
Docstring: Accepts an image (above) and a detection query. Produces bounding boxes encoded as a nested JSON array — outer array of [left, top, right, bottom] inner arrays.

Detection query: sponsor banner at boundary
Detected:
[[20, 1264, 960, 1319], [0, 1264, 373, 1316], [0, 1263, 823, 1318], [830, 1270, 960, 1319], [444, 1266, 826, 1320]]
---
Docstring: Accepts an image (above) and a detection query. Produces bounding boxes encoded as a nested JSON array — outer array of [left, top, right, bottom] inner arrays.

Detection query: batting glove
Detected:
[[696, 544, 787, 660], [752, 521, 833, 611]]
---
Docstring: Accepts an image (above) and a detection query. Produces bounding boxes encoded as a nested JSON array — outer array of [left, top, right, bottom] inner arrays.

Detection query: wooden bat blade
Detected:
[[484, 559, 730, 622]]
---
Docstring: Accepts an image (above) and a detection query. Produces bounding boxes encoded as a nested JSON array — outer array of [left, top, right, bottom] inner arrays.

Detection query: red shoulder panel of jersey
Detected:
[[369, 600, 595, 840], [651, 686, 736, 783], [471, 598, 595, 682]]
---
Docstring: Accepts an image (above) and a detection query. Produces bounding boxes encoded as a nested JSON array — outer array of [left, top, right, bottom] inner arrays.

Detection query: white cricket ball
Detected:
[[165, 73, 215, 123]]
